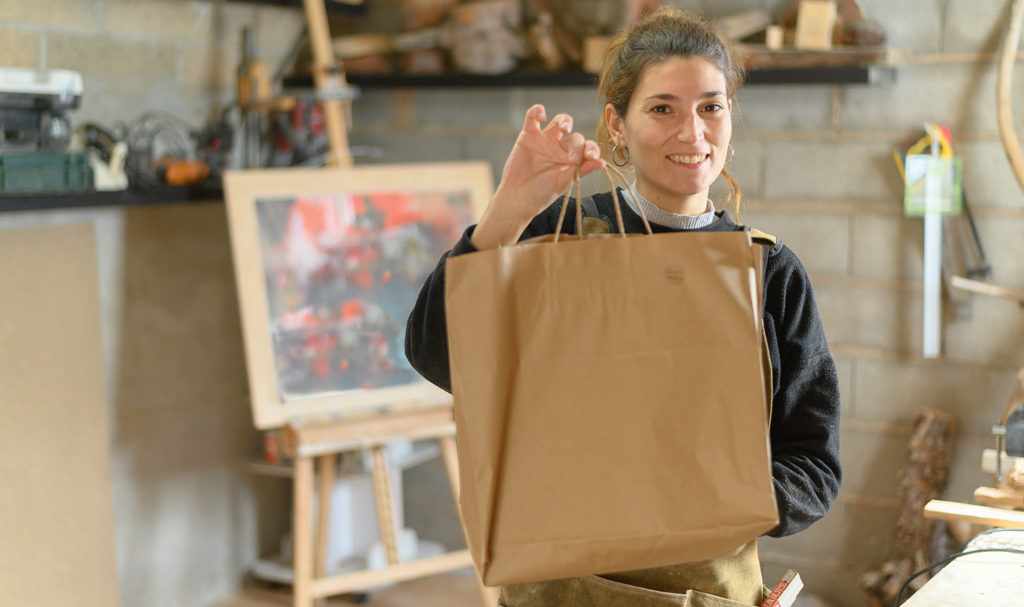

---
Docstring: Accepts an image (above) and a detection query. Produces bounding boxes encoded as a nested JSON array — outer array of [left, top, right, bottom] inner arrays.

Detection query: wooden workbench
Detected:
[[905, 507, 1024, 606]]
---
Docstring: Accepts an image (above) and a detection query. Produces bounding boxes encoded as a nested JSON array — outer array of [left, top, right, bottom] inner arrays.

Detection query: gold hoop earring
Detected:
[[611, 144, 630, 167]]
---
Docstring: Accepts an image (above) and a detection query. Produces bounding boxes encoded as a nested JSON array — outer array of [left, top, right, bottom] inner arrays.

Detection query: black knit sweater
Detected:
[[405, 190, 841, 538]]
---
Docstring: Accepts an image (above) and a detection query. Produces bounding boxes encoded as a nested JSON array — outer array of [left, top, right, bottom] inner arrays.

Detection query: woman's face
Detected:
[[605, 56, 732, 215]]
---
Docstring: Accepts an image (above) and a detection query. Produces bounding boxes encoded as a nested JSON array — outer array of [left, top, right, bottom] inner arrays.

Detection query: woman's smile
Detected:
[[667, 153, 709, 166]]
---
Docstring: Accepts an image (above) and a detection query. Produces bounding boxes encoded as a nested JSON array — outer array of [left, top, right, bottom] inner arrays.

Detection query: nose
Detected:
[[676, 112, 702, 144]]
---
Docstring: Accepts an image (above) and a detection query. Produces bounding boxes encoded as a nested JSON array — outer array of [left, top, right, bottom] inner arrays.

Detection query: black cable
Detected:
[[894, 545, 1024, 606], [113, 111, 200, 190]]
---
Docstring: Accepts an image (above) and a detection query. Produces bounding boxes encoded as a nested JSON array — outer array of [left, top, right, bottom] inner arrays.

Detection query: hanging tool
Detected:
[[894, 124, 959, 357], [237, 27, 270, 167], [894, 125, 991, 326]]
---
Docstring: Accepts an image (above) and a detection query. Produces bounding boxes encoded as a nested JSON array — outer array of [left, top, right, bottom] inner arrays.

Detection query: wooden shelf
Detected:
[[285, 63, 894, 90], [746, 65, 894, 85], [0, 184, 223, 213], [284, 70, 596, 89]]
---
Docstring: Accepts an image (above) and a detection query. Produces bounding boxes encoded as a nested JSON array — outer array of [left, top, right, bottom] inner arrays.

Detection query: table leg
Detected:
[[314, 453, 337, 607], [293, 455, 314, 607], [370, 446, 400, 565]]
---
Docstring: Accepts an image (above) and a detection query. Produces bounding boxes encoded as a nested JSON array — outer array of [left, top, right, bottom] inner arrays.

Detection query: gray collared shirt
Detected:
[[621, 182, 717, 230]]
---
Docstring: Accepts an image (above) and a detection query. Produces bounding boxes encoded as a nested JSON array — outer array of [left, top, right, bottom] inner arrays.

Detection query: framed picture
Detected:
[[224, 163, 492, 429]]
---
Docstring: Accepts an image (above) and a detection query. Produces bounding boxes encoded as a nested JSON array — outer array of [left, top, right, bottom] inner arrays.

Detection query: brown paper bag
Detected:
[[444, 228, 779, 587]]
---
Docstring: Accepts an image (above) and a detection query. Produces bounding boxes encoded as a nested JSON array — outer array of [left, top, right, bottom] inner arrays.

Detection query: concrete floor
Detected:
[[207, 569, 487, 607]]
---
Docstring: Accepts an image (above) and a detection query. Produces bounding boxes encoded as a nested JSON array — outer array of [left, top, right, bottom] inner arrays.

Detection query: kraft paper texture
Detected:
[[445, 231, 778, 586]]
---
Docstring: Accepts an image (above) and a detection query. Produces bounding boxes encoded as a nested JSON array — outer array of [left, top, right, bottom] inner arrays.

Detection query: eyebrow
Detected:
[[643, 91, 727, 103]]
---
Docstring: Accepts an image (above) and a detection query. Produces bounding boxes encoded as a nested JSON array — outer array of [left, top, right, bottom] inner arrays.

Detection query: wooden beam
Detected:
[[735, 43, 894, 70], [924, 499, 1024, 528], [283, 405, 455, 457], [309, 550, 474, 597]]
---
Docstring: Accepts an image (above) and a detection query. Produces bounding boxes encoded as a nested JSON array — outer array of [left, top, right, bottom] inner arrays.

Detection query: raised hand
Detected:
[[471, 104, 605, 250]]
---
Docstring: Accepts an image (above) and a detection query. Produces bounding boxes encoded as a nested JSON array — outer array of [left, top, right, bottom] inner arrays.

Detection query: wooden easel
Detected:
[[301, 0, 353, 170], [283, 404, 494, 607], [280, 3, 496, 606]]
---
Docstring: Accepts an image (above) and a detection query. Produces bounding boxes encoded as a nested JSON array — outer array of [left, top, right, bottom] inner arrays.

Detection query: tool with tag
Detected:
[[949, 275, 1024, 509]]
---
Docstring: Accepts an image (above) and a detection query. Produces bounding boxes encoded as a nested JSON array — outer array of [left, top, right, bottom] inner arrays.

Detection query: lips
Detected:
[[668, 153, 709, 165]]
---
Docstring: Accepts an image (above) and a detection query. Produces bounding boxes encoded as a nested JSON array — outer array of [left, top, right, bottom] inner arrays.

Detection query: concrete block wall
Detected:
[[0, 2, 304, 607], [0, 0, 306, 124], [4, 0, 1024, 606]]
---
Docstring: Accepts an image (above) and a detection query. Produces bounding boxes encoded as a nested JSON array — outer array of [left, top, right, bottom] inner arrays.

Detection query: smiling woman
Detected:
[[604, 57, 733, 215], [404, 6, 842, 607]]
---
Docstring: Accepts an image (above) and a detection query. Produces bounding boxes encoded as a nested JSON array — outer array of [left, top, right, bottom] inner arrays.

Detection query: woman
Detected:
[[405, 8, 840, 606]]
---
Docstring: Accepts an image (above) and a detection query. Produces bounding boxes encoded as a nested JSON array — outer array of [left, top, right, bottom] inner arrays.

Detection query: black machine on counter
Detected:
[[0, 68, 95, 196], [0, 67, 82, 152]]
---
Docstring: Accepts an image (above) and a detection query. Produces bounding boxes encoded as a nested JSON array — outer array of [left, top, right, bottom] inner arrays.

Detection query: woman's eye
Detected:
[[651, 105, 671, 114], [702, 102, 725, 113]]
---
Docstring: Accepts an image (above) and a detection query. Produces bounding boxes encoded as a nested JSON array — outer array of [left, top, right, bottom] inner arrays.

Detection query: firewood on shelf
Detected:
[[529, 11, 567, 71], [400, 0, 459, 30], [444, 0, 525, 75]]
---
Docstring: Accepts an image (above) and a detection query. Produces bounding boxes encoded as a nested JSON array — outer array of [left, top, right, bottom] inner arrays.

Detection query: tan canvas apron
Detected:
[[497, 315, 777, 607]]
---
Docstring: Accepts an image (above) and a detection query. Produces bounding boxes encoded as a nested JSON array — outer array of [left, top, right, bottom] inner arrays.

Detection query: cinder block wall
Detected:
[[3, 1, 1024, 606], [0, 2, 305, 607]]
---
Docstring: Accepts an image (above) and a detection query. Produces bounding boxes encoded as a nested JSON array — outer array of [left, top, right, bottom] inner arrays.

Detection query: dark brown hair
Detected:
[[597, 7, 746, 213]]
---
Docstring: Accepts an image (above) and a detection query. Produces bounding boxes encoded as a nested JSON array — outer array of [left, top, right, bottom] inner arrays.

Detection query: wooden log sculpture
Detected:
[[861, 408, 958, 607]]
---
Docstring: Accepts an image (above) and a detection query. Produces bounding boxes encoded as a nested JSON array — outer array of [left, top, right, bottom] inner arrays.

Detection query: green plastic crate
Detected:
[[0, 152, 94, 195]]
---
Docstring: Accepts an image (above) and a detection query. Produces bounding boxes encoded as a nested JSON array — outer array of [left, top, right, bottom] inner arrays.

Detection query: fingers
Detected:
[[519, 105, 602, 171], [579, 140, 606, 176], [522, 104, 572, 139], [542, 112, 574, 139], [562, 131, 586, 162], [578, 156, 607, 177], [522, 104, 547, 133]]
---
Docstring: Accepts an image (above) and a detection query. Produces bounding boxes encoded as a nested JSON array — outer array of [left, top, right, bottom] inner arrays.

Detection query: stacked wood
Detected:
[[401, 0, 459, 30], [529, 11, 567, 71], [544, 0, 657, 38], [781, 0, 886, 47], [399, 0, 458, 73], [444, 0, 525, 74], [715, 9, 771, 42], [862, 408, 958, 607]]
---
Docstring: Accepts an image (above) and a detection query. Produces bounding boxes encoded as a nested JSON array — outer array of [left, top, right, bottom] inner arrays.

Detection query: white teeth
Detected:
[[670, 154, 705, 164]]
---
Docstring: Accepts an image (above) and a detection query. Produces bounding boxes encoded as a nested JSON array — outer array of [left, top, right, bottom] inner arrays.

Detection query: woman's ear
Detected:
[[604, 103, 623, 145]]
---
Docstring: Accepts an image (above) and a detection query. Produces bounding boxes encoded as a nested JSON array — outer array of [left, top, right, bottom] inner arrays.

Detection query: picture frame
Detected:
[[224, 162, 492, 429]]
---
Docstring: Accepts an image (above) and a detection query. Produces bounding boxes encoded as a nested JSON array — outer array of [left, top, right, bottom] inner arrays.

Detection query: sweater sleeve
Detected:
[[762, 246, 842, 537], [403, 227, 478, 393], [404, 202, 566, 392]]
